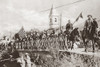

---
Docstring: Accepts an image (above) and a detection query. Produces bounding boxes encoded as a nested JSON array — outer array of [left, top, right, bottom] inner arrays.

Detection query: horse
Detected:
[[66, 28, 80, 50], [81, 22, 98, 52], [64, 28, 73, 44]]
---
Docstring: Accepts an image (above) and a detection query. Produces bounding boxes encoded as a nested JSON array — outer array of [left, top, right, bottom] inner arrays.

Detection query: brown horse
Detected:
[[66, 28, 80, 50], [81, 22, 98, 52]]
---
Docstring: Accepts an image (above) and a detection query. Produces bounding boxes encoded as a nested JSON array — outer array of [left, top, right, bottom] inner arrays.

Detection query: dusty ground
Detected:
[[34, 48, 100, 67], [1, 48, 100, 67]]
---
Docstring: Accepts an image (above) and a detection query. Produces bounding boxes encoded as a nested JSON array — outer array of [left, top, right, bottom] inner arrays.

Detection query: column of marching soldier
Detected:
[[14, 35, 68, 51]]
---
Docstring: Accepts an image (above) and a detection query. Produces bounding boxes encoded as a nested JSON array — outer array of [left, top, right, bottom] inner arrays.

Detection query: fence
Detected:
[[14, 36, 68, 51]]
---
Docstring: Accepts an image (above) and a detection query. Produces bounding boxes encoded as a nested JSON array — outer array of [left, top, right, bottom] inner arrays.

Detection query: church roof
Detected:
[[49, 5, 59, 17], [52, 8, 59, 15]]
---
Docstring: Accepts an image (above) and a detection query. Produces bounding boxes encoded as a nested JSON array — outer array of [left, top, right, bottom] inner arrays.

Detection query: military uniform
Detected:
[[66, 22, 73, 35], [84, 19, 93, 32], [92, 19, 98, 37], [66, 22, 73, 30]]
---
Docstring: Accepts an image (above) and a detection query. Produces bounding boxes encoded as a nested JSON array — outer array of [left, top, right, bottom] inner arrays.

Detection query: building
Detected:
[[49, 5, 60, 29]]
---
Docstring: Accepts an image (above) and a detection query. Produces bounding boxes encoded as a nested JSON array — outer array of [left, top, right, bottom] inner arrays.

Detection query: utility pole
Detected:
[[60, 13, 62, 32]]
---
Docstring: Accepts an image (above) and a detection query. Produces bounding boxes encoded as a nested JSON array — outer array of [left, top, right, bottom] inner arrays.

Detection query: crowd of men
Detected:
[[0, 14, 100, 67], [0, 31, 68, 51], [14, 34, 67, 51], [0, 14, 100, 51]]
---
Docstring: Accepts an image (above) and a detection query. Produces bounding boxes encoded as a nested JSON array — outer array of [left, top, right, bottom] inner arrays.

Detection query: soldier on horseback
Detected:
[[65, 20, 73, 35], [83, 15, 98, 52], [84, 15, 93, 37], [84, 15, 98, 39], [66, 20, 73, 31], [65, 20, 81, 49]]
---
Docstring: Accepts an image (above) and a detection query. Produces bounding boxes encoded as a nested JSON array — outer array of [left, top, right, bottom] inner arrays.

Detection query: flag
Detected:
[[18, 27, 25, 38], [75, 12, 83, 21]]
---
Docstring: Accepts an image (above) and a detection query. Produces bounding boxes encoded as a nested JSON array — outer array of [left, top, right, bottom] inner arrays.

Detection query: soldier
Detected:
[[93, 18, 98, 28], [19, 55, 25, 67], [84, 15, 93, 34], [66, 20, 73, 31], [24, 53, 32, 67], [92, 18, 98, 37], [65, 20, 73, 36]]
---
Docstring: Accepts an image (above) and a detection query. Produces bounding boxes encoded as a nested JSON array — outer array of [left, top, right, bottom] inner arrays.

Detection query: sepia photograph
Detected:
[[0, 0, 100, 67]]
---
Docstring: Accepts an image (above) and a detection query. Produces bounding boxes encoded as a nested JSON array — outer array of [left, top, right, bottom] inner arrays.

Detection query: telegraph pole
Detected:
[[60, 13, 62, 32]]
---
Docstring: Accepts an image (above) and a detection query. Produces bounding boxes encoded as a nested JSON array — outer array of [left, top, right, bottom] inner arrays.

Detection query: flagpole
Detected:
[[73, 21, 76, 25], [72, 12, 83, 25], [72, 16, 79, 25]]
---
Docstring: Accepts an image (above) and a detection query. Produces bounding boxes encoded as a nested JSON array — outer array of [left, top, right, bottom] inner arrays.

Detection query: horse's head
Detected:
[[72, 28, 80, 37], [74, 28, 81, 40], [65, 29, 72, 36], [69, 28, 80, 41]]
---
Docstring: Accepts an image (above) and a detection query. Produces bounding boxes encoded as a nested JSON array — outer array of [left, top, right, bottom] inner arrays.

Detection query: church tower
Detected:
[[49, 5, 60, 29]]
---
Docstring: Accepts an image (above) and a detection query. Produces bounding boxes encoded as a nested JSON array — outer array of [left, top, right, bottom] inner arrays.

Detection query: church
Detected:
[[49, 5, 61, 29], [48, 5, 63, 34]]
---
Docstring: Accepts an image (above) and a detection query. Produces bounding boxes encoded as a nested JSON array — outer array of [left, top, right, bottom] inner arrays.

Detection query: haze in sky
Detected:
[[0, 0, 100, 35]]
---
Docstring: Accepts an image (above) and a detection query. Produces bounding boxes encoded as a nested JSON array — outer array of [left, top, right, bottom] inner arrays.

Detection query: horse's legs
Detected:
[[84, 41, 86, 52], [92, 40, 95, 52], [67, 37, 70, 49], [84, 39, 88, 52], [71, 41, 74, 50], [69, 41, 71, 49], [83, 38, 87, 52], [84, 38, 90, 52], [84, 42, 88, 52]]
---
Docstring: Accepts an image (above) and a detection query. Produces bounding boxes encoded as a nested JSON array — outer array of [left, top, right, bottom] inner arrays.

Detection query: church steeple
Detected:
[[49, 5, 60, 29], [49, 5, 53, 29]]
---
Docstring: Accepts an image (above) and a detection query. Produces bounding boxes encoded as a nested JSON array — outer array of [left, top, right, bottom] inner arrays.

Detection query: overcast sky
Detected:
[[0, 0, 100, 35]]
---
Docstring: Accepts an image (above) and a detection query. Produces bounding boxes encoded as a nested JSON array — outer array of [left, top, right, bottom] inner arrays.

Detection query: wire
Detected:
[[40, 0, 85, 12], [8, 0, 86, 28], [11, 0, 85, 22]]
